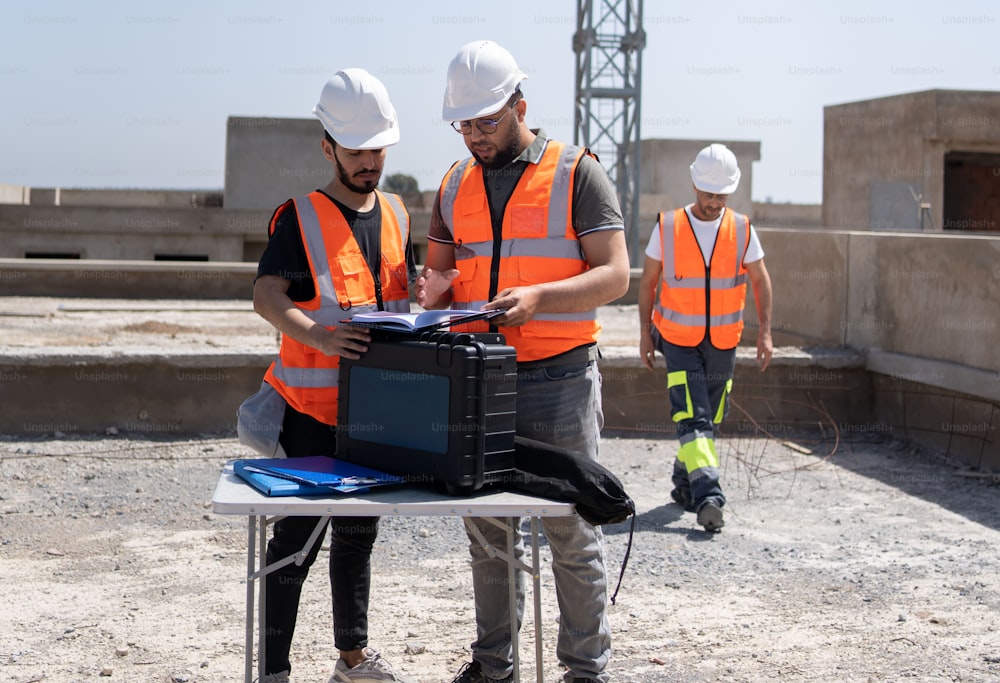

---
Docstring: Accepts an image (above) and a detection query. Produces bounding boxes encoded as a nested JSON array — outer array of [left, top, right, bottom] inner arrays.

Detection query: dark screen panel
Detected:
[[346, 366, 450, 454]]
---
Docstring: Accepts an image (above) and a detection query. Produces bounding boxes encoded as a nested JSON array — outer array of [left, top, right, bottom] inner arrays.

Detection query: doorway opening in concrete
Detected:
[[153, 254, 210, 261], [943, 151, 1000, 232], [25, 251, 81, 259]]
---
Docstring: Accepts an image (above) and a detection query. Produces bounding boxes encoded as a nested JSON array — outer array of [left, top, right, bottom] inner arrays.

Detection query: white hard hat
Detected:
[[313, 68, 399, 150], [442, 40, 527, 122], [690, 143, 741, 194]]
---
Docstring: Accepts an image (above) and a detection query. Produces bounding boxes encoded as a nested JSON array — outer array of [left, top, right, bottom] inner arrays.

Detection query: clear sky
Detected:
[[2, 0, 998, 204]]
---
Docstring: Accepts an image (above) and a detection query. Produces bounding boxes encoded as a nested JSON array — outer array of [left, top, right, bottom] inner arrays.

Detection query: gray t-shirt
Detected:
[[428, 129, 624, 243]]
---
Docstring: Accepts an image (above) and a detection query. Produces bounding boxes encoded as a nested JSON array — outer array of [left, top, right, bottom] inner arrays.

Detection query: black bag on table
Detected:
[[504, 435, 636, 603], [507, 436, 634, 526]]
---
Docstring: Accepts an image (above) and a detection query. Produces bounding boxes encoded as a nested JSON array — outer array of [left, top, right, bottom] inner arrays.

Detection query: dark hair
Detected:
[[324, 130, 337, 149]]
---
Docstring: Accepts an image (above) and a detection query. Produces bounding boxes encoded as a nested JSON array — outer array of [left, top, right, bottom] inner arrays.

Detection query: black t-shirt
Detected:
[[256, 190, 416, 302]]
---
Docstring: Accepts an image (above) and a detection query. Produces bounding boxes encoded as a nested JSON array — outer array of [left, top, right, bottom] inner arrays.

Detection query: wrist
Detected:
[[424, 288, 453, 310]]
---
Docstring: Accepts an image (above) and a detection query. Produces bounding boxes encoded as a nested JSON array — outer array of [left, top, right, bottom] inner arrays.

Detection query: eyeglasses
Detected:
[[450, 100, 517, 135]]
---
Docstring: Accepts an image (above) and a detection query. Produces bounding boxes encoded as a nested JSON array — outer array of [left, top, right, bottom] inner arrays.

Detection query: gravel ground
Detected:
[[1, 428, 998, 683]]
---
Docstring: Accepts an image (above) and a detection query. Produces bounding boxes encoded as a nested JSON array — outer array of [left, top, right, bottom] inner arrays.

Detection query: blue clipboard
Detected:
[[233, 456, 404, 496]]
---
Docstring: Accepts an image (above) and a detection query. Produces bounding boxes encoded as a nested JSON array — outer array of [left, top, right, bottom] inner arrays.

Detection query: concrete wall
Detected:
[[0, 204, 270, 261], [639, 138, 760, 214], [0, 185, 30, 204], [761, 228, 1000, 379], [3, 229, 998, 383], [23, 188, 221, 208], [751, 202, 823, 229], [2, 226, 999, 469], [223, 116, 330, 210], [871, 373, 999, 471], [600, 345, 872, 438], [0, 258, 257, 299], [0, 352, 265, 436], [823, 89, 1000, 231], [0, 197, 821, 270]]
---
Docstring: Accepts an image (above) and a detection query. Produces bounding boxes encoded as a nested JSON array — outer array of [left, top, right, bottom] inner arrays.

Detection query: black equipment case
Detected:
[[336, 330, 517, 495]]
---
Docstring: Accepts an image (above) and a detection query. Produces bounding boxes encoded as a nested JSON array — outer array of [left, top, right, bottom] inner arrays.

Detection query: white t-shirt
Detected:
[[644, 205, 764, 266]]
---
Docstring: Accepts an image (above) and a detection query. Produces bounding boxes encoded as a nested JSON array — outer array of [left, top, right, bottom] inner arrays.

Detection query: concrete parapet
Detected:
[[0, 258, 256, 299], [0, 343, 864, 445], [871, 371, 999, 471], [0, 204, 271, 261], [0, 184, 30, 204], [599, 345, 871, 439], [0, 335, 994, 470], [0, 350, 268, 436], [23, 188, 222, 208]]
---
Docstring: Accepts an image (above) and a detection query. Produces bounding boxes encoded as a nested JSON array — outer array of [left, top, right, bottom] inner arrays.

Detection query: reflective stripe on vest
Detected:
[[264, 190, 410, 424], [270, 358, 340, 388], [293, 191, 410, 318], [438, 141, 598, 361], [653, 208, 749, 349]]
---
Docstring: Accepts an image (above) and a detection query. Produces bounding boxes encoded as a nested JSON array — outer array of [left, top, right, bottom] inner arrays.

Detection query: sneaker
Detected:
[[257, 672, 289, 683], [697, 501, 725, 532], [451, 660, 513, 683], [670, 487, 695, 512], [330, 648, 414, 683]]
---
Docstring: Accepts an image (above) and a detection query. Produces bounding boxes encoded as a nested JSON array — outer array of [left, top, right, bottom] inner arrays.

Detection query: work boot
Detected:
[[670, 487, 695, 512], [257, 671, 289, 683], [697, 501, 724, 532], [451, 660, 513, 683]]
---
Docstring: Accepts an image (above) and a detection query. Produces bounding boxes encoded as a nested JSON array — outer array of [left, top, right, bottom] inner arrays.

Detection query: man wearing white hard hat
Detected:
[[417, 40, 630, 683], [249, 68, 416, 683], [638, 143, 773, 532]]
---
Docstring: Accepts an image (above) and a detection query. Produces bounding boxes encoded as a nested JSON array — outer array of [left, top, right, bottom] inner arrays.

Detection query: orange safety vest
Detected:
[[652, 207, 750, 349], [437, 140, 599, 362], [264, 190, 410, 424]]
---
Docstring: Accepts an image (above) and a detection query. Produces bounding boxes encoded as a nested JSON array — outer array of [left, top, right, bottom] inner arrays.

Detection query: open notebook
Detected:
[[232, 456, 404, 496], [346, 308, 506, 333]]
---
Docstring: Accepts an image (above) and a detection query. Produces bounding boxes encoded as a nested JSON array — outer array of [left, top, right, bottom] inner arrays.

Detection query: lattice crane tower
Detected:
[[573, 0, 646, 265]]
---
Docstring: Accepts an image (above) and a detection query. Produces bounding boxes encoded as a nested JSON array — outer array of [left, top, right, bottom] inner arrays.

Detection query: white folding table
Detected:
[[211, 471, 575, 683]]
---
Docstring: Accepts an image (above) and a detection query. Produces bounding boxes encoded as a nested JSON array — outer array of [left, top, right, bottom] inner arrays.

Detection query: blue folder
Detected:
[[233, 456, 404, 497]]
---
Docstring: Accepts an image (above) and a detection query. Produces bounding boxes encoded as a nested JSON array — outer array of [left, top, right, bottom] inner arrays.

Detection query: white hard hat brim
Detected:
[[442, 96, 511, 124], [312, 105, 400, 150], [692, 174, 740, 195]]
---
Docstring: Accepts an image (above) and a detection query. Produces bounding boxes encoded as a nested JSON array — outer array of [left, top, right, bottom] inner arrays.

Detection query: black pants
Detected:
[[263, 407, 379, 675]]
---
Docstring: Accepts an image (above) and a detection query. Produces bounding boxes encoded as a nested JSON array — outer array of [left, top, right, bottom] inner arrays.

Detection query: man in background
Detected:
[[638, 143, 773, 532]]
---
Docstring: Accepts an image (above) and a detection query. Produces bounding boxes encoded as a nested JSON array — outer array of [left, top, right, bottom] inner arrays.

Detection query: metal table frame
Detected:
[[211, 472, 574, 683]]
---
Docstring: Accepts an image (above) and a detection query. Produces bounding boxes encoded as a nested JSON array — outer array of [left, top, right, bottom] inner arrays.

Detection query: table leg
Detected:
[[507, 521, 520, 683], [258, 516, 268, 679], [244, 515, 256, 683], [530, 517, 543, 683], [241, 515, 329, 683], [464, 517, 547, 683]]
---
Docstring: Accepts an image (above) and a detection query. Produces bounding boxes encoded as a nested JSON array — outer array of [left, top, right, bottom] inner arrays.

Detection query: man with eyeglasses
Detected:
[[416, 40, 630, 683]]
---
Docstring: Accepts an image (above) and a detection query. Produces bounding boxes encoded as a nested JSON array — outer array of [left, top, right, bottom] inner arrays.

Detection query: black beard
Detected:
[[473, 126, 521, 170], [334, 150, 380, 194], [339, 171, 379, 194]]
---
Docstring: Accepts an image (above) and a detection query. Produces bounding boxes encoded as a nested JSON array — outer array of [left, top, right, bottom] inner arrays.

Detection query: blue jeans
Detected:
[[656, 335, 736, 510], [464, 359, 611, 683]]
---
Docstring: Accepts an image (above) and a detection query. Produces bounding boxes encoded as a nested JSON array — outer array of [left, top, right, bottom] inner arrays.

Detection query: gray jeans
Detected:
[[464, 359, 611, 682]]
